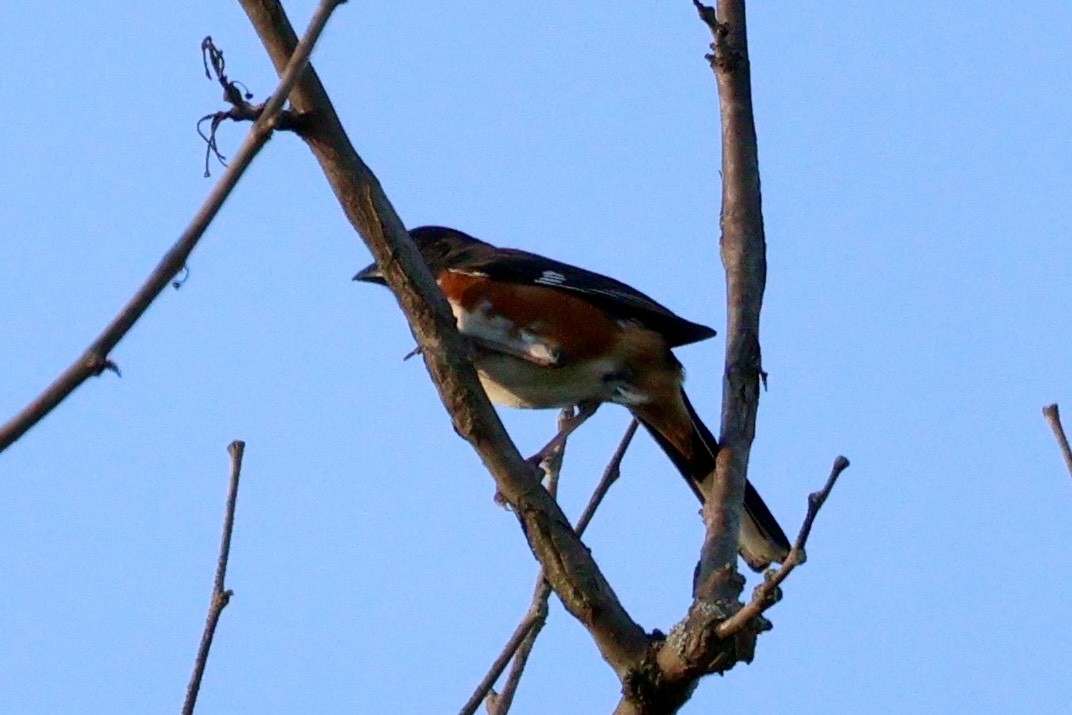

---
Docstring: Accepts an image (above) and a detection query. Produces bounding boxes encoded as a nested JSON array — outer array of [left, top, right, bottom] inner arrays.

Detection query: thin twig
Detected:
[[182, 441, 247, 715], [486, 600, 545, 715], [458, 594, 545, 715], [717, 455, 850, 637], [1043, 404, 1072, 480], [196, 37, 308, 176], [574, 419, 639, 536], [486, 413, 634, 715], [461, 408, 574, 715], [0, 0, 346, 457], [461, 419, 640, 715], [458, 595, 544, 715]]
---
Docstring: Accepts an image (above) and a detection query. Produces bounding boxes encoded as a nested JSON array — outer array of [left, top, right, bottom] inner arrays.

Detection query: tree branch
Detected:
[[459, 595, 545, 715], [482, 410, 570, 715], [614, 453, 849, 715], [463, 419, 640, 715], [485, 614, 540, 715], [0, 0, 343, 456], [237, 0, 650, 676], [1043, 404, 1072, 480], [574, 420, 639, 535], [182, 441, 247, 715], [717, 456, 850, 637], [610, 4, 779, 712], [692, 0, 767, 605]]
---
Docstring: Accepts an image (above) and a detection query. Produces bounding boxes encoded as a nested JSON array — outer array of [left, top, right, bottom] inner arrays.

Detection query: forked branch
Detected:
[[611, 4, 846, 712], [462, 420, 640, 715]]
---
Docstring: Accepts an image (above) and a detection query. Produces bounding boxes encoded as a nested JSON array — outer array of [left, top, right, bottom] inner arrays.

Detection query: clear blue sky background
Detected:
[[1, 2, 1069, 713]]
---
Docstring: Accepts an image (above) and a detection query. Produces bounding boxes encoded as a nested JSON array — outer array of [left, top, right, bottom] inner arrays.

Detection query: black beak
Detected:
[[353, 262, 386, 285]]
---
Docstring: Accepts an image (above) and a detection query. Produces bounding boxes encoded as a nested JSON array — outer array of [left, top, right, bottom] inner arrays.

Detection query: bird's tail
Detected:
[[632, 389, 791, 572]]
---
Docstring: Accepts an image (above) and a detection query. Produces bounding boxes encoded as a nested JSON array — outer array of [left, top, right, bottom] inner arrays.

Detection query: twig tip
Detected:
[[227, 440, 245, 459]]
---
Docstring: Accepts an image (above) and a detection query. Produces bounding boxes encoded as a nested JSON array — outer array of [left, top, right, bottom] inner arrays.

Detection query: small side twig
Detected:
[[461, 419, 640, 715], [539, 407, 574, 495], [692, 0, 725, 38], [198, 36, 258, 174], [717, 455, 850, 638], [182, 441, 247, 715], [1043, 404, 1072, 480], [196, 36, 308, 177]]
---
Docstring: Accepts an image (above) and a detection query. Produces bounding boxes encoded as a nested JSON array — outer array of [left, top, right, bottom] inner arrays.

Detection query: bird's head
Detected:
[[352, 226, 488, 285]]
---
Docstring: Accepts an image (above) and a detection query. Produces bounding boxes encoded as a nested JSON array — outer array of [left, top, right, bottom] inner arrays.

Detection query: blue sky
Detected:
[[1, 2, 1070, 713]]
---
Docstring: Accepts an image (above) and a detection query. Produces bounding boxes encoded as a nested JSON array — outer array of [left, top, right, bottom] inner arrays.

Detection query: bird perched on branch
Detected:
[[354, 225, 790, 571]]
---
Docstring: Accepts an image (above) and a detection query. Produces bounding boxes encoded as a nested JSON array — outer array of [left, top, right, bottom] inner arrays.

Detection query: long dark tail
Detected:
[[632, 389, 791, 571]]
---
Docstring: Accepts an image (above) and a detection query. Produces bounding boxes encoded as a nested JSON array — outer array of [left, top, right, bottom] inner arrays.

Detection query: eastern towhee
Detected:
[[355, 225, 791, 571]]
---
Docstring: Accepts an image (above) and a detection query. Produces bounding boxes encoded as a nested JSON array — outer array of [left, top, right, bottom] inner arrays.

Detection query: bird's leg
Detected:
[[528, 400, 601, 468]]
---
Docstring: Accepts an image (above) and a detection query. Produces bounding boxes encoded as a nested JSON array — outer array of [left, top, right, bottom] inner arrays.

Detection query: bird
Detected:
[[354, 225, 790, 571]]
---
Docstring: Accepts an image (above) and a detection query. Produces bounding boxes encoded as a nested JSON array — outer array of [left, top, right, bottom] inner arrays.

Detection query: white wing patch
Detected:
[[451, 299, 561, 367], [534, 270, 567, 286]]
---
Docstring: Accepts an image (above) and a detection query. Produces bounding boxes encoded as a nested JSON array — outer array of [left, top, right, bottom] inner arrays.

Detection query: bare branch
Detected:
[[486, 604, 543, 715], [539, 408, 575, 495], [463, 408, 575, 715], [611, 4, 786, 711], [237, 0, 650, 674], [483, 411, 574, 715], [633, 456, 850, 715], [459, 593, 547, 715], [717, 456, 850, 637], [1043, 404, 1072, 480], [574, 420, 639, 535], [0, 0, 344, 457], [463, 419, 640, 715], [691, 0, 767, 605], [182, 441, 247, 715]]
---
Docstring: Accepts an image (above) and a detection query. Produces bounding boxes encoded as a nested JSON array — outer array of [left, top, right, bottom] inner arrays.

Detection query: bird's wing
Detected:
[[455, 247, 716, 348]]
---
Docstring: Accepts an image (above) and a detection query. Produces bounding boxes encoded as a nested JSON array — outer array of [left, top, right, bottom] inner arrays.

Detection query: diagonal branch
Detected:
[[1043, 404, 1072, 480], [237, 0, 650, 677], [574, 420, 639, 535], [717, 456, 850, 637], [0, 0, 343, 457], [633, 458, 849, 715], [182, 440, 247, 715]]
